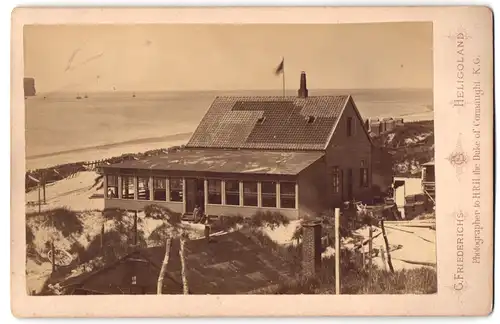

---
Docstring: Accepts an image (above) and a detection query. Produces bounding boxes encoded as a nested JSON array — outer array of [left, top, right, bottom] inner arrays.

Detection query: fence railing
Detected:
[[25, 145, 185, 192]]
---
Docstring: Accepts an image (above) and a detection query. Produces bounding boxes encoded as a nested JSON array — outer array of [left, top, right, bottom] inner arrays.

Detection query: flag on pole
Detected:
[[275, 58, 284, 75]]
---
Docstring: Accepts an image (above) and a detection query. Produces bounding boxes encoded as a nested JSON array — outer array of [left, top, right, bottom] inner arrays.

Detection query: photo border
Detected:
[[11, 6, 494, 317]]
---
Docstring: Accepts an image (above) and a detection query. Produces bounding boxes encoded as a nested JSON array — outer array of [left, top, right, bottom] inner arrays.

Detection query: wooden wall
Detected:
[[325, 98, 373, 206], [297, 158, 329, 219]]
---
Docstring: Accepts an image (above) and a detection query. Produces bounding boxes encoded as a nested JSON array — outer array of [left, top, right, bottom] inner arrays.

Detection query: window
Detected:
[[280, 182, 296, 209], [306, 115, 316, 124], [257, 117, 266, 124], [169, 178, 183, 202], [332, 167, 341, 194], [121, 176, 135, 199], [225, 180, 240, 206], [261, 181, 277, 207], [137, 177, 150, 200], [208, 179, 222, 204], [243, 182, 258, 206], [152, 178, 167, 201], [360, 168, 369, 187], [106, 175, 118, 198], [347, 117, 353, 137]]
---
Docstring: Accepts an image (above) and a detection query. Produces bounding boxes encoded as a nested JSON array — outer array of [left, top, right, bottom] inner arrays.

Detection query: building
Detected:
[[58, 248, 184, 295], [394, 117, 404, 127], [367, 117, 382, 136], [56, 231, 296, 295], [365, 117, 404, 136], [392, 160, 435, 219], [382, 117, 395, 132], [100, 72, 375, 220], [393, 176, 425, 219], [421, 161, 435, 204], [371, 146, 393, 196]]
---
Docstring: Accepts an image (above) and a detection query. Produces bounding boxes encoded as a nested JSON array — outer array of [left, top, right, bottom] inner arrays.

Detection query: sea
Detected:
[[25, 89, 433, 170]]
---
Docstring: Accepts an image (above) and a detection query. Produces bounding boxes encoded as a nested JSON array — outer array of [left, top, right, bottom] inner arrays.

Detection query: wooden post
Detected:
[[380, 245, 387, 271], [133, 177, 138, 200], [180, 238, 189, 294], [157, 238, 172, 294], [380, 220, 395, 273], [205, 225, 210, 243], [133, 211, 138, 246], [149, 177, 154, 201], [239, 181, 244, 206], [100, 222, 105, 250], [42, 173, 46, 204], [118, 176, 123, 199], [181, 178, 186, 214], [221, 181, 226, 205], [295, 182, 299, 210], [38, 184, 41, 214], [257, 182, 262, 207], [368, 225, 373, 270], [203, 179, 208, 211], [361, 246, 365, 269], [51, 240, 56, 273], [276, 182, 281, 208], [335, 208, 340, 295]]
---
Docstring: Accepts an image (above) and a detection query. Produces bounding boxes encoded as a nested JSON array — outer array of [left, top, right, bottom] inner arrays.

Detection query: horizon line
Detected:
[[33, 87, 434, 95]]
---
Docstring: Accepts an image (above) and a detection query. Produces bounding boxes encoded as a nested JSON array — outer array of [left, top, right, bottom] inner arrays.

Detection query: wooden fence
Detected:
[[25, 145, 185, 192]]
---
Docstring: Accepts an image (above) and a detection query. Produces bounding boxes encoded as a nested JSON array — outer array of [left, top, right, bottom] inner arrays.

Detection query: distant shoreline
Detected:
[[26, 132, 192, 160], [26, 134, 191, 170]]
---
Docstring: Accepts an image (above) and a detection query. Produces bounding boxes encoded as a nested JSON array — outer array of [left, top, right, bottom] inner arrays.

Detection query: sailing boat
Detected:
[[132, 92, 136, 98], [84, 93, 88, 99], [76, 92, 82, 100]]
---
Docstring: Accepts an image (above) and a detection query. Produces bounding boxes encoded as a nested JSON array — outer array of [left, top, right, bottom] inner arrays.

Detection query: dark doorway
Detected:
[[185, 178, 205, 214]]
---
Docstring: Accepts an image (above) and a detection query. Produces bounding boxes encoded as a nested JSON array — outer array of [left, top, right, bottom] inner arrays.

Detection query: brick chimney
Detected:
[[302, 220, 322, 278], [298, 71, 308, 98]]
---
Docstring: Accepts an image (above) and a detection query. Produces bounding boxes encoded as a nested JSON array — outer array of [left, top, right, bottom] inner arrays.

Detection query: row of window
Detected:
[[208, 179, 296, 208], [106, 176, 184, 202], [106, 176, 297, 209]]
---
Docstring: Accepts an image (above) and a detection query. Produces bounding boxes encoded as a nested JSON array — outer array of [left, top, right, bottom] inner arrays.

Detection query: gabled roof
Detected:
[[186, 95, 350, 151], [60, 231, 295, 295], [102, 149, 324, 175], [61, 248, 184, 294], [168, 232, 295, 294]]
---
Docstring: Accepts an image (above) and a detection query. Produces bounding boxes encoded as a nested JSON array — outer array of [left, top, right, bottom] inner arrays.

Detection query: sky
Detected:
[[23, 22, 433, 93]]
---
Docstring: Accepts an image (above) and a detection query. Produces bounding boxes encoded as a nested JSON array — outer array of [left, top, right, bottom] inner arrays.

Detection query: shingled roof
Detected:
[[186, 95, 350, 151]]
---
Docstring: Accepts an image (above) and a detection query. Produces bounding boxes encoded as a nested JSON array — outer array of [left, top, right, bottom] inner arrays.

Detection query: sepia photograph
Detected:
[[23, 22, 437, 296], [11, 6, 494, 317]]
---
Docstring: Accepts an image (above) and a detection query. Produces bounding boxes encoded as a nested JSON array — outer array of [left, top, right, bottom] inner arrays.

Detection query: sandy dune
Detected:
[[26, 171, 104, 212]]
